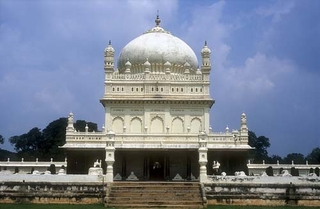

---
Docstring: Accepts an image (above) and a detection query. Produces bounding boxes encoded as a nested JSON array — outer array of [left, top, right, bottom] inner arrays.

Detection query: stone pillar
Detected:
[[105, 131, 115, 182], [198, 131, 208, 182]]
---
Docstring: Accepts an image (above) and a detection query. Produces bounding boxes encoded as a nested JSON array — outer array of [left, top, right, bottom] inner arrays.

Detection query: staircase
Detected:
[[105, 182, 205, 208]]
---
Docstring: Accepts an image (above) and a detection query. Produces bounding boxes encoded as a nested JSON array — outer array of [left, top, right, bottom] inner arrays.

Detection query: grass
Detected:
[[207, 206, 318, 209], [0, 205, 318, 209]]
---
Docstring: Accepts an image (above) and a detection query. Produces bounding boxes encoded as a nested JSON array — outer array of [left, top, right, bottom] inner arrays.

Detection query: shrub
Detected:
[[291, 167, 299, 176], [49, 164, 56, 174], [266, 166, 274, 176], [14, 167, 19, 174]]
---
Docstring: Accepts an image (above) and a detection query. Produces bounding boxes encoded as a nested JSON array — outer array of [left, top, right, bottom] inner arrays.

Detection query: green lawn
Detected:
[[207, 206, 318, 209], [0, 205, 318, 209]]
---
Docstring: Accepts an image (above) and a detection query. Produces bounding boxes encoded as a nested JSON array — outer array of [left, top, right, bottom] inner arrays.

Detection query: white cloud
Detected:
[[225, 52, 295, 98], [255, 0, 295, 23]]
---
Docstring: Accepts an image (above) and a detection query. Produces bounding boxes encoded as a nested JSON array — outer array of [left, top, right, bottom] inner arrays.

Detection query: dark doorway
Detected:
[[149, 154, 164, 181]]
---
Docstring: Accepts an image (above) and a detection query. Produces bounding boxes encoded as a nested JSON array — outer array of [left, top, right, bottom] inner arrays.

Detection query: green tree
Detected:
[[248, 131, 270, 163], [74, 120, 98, 132], [9, 117, 98, 161], [269, 155, 283, 164], [0, 135, 18, 160], [283, 153, 305, 164], [306, 147, 320, 164], [42, 117, 68, 160], [9, 127, 44, 160], [0, 134, 4, 145]]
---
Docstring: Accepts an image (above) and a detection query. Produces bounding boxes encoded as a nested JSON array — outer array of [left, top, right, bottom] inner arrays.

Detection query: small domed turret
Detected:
[[201, 41, 211, 57], [104, 40, 115, 55], [144, 58, 151, 74], [184, 62, 191, 74], [164, 60, 171, 74], [104, 40, 115, 69], [201, 41, 211, 68], [125, 60, 132, 74]]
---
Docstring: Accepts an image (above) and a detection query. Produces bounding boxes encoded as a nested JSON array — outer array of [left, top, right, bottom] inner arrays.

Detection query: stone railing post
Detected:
[[198, 131, 208, 182], [105, 131, 115, 182]]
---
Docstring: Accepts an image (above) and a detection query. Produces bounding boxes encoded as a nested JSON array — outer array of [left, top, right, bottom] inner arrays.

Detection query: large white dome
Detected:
[[117, 19, 198, 74]]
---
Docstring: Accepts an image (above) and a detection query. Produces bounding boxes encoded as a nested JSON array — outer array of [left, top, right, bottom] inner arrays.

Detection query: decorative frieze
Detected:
[[110, 72, 203, 82]]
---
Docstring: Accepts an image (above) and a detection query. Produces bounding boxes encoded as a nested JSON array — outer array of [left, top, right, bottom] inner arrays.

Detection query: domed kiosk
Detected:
[[63, 15, 251, 182]]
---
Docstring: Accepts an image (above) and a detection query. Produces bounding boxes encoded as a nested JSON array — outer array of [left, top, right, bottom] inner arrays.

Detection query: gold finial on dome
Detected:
[[155, 11, 161, 26]]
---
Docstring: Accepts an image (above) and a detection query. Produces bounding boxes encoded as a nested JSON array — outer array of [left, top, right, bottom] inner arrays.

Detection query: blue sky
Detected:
[[0, 0, 319, 157]]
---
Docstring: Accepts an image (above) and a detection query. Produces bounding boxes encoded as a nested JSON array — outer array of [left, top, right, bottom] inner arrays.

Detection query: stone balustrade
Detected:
[[247, 161, 320, 176], [65, 131, 248, 150], [0, 158, 67, 174]]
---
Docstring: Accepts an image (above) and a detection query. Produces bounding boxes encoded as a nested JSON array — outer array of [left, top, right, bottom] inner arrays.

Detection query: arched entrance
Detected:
[[149, 154, 165, 181]]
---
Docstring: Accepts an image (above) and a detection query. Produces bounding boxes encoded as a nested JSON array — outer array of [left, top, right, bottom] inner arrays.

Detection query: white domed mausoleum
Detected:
[[62, 16, 251, 182]]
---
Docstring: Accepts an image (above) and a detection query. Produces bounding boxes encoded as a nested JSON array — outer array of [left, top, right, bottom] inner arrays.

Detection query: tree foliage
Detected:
[[269, 155, 282, 164], [248, 131, 270, 163], [306, 147, 320, 164], [283, 153, 305, 164], [0, 134, 4, 145], [9, 127, 44, 159], [42, 118, 68, 160], [9, 117, 97, 161], [74, 120, 98, 132]]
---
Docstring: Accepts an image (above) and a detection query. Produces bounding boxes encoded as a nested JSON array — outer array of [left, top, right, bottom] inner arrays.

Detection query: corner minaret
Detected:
[[201, 41, 211, 81], [104, 40, 115, 80]]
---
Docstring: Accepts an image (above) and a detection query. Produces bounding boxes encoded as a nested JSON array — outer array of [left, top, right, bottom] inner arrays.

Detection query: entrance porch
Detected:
[[114, 150, 199, 181]]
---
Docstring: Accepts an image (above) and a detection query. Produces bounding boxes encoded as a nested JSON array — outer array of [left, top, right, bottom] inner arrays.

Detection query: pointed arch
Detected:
[[190, 117, 202, 133], [171, 116, 184, 133], [112, 116, 124, 133], [150, 116, 164, 133], [130, 117, 142, 133]]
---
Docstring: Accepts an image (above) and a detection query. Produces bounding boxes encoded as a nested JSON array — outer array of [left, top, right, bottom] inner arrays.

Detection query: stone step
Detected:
[[110, 188, 200, 193], [108, 200, 202, 207], [105, 182, 204, 208], [106, 203, 204, 208], [113, 181, 199, 184], [112, 185, 199, 189], [108, 195, 201, 201], [109, 193, 201, 198], [108, 198, 202, 203], [111, 185, 199, 188]]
